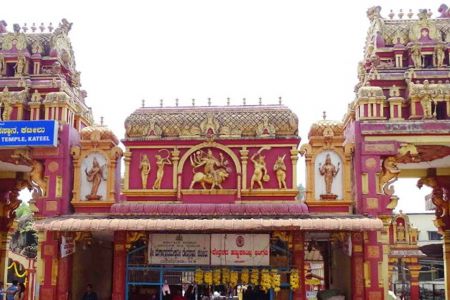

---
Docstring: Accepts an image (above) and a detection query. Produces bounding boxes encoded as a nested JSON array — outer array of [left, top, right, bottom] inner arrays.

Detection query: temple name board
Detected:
[[148, 234, 210, 265], [211, 234, 270, 266], [0, 120, 58, 147]]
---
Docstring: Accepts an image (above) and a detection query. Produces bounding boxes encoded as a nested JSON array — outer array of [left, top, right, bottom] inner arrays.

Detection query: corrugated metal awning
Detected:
[[34, 216, 383, 232]]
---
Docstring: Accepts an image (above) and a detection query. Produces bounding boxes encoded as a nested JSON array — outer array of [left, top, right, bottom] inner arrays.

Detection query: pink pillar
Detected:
[[351, 233, 365, 300], [56, 255, 72, 300], [292, 231, 306, 300]]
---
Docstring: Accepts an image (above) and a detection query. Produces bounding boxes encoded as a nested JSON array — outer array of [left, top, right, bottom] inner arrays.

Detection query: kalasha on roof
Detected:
[[124, 104, 298, 141]]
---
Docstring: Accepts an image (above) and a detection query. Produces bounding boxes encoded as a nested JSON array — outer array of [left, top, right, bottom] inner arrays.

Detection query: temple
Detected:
[[0, 4, 449, 300]]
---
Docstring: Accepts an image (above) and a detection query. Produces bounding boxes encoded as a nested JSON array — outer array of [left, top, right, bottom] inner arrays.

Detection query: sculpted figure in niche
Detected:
[[318, 154, 340, 197], [189, 149, 230, 190], [419, 80, 435, 119], [152, 150, 171, 190], [250, 148, 269, 190], [85, 157, 106, 200], [273, 155, 287, 189], [410, 44, 422, 68], [0, 54, 5, 75], [434, 43, 445, 68], [139, 154, 151, 189], [396, 220, 406, 242], [15, 55, 27, 76]]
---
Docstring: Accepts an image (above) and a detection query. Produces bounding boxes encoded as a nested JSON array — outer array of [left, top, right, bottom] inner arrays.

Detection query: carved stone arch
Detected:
[[177, 142, 242, 175]]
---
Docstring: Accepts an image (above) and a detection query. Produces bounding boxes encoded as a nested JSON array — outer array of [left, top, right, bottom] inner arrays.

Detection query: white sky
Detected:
[[5, 0, 443, 213]]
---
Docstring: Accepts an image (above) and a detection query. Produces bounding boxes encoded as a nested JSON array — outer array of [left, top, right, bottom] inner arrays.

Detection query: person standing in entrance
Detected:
[[82, 284, 98, 300], [5, 280, 18, 300]]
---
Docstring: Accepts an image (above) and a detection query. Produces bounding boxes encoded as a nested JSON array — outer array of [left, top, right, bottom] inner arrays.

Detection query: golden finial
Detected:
[[278, 97, 282, 105], [398, 9, 404, 19], [407, 9, 413, 19], [227, 97, 230, 106], [208, 97, 211, 106], [100, 116, 104, 125], [160, 99, 163, 107], [192, 98, 195, 106], [175, 98, 179, 107], [388, 9, 394, 19], [243, 98, 246, 105], [141, 99, 145, 108], [259, 97, 262, 105], [322, 111, 327, 120]]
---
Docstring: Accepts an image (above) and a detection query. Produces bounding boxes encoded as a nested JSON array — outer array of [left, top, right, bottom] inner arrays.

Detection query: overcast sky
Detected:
[[5, 0, 440, 212]]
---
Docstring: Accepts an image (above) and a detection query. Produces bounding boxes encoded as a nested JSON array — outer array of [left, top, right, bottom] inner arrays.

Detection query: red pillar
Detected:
[[56, 254, 72, 300], [292, 231, 305, 300], [351, 233, 365, 300], [112, 231, 127, 300], [39, 231, 58, 300], [408, 262, 421, 300], [364, 231, 384, 300]]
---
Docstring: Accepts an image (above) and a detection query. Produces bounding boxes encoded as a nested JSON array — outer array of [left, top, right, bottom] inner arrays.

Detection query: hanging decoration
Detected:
[[290, 268, 300, 290], [230, 270, 239, 288], [195, 268, 204, 285], [260, 269, 272, 293], [204, 270, 213, 286], [250, 268, 259, 286], [8, 261, 27, 278], [241, 268, 249, 285], [271, 269, 281, 293], [213, 268, 221, 286], [222, 268, 230, 285]]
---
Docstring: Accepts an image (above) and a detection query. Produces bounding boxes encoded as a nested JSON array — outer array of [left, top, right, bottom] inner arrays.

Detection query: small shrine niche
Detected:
[[314, 151, 342, 200], [391, 212, 419, 245], [71, 124, 122, 212]]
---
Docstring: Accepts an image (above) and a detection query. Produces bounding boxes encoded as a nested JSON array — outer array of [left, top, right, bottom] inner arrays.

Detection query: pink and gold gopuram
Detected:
[[0, 4, 449, 300]]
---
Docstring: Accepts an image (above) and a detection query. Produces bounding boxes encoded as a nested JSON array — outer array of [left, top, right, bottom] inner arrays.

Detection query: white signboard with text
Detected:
[[148, 234, 210, 265], [211, 234, 270, 266], [60, 236, 75, 258]]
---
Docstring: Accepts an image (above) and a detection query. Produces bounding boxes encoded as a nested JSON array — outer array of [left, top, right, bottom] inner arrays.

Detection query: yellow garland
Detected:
[[229, 270, 239, 288], [271, 269, 281, 293], [204, 270, 213, 286], [221, 268, 230, 285], [240, 268, 249, 285], [260, 269, 271, 293], [195, 269, 204, 285], [290, 268, 300, 290], [250, 268, 259, 286], [7, 261, 27, 278], [213, 268, 221, 286]]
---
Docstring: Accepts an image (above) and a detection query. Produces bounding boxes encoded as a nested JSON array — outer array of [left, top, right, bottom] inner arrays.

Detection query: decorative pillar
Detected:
[[123, 151, 132, 191], [292, 231, 305, 300], [408, 262, 421, 300], [240, 147, 249, 190], [56, 234, 72, 300], [112, 232, 127, 300], [0, 231, 8, 284], [351, 233, 365, 300], [444, 230, 450, 300], [291, 147, 299, 189], [364, 231, 384, 299], [171, 147, 180, 190]]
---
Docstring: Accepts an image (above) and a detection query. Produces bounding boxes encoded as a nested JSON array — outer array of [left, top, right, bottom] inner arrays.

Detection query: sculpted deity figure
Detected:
[[419, 80, 435, 118], [15, 55, 27, 76], [273, 155, 287, 189], [250, 149, 269, 190], [410, 44, 422, 68], [396, 222, 406, 242], [139, 154, 151, 189], [0, 54, 5, 75], [152, 150, 171, 190], [434, 43, 446, 68], [318, 154, 340, 195], [189, 149, 230, 190], [85, 157, 106, 200]]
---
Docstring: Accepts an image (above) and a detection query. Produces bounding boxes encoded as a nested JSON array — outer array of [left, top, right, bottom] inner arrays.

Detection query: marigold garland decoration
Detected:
[[241, 268, 249, 285], [204, 270, 213, 286], [213, 268, 221, 286], [271, 269, 281, 293], [195, 268, 204, 285], [230, 270, 239, 288], [250, 268, 259, 286], [260, 269, 272, 293], [222, 268, 230, 285], [290, 268, 300, 290]]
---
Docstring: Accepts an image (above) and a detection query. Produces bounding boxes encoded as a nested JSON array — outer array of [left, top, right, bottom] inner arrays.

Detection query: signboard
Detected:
[[0, 120, 58, 147], [211, 234, 270, 266], [60, 236, 75, 258], [148, 234, 210, 265]]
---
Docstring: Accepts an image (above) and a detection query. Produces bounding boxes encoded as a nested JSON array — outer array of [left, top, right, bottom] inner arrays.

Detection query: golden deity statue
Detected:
[[318, 154, 340, 198], [189, 149, 230, 190], [152, 150, 171, 190], [250, 148, 269, 190], [396, 222, 406, 242], [410, 43, 422, 68], [139, 154, 151, 189], [273, 155, 287, 189], [0, 54, 5, 75], [419, 80, 435, 118], [85, 157, 106, 200], [15, 55, 27, 77], [435, 43, 446, 68]]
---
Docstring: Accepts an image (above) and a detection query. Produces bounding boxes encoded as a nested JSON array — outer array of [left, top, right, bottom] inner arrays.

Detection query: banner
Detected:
[[211, 234, 270, 266], [0, 120, 58, 147], [148, 234, 210, 265], [60, 236, 75, 258]]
